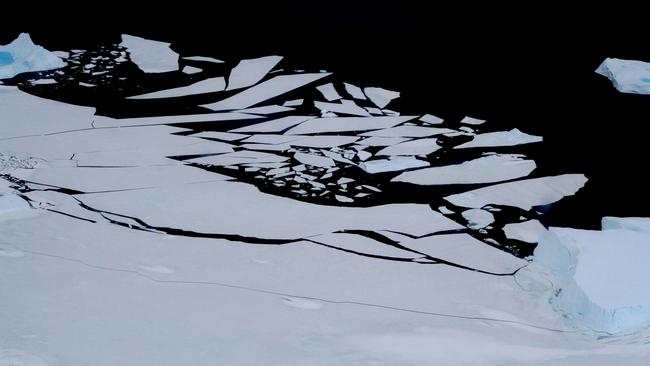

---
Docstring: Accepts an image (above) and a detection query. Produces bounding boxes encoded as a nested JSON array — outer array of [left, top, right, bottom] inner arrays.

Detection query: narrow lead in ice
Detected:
[[285, 116, 416, 135], [392, 154, 536, 185], [316, 83, 342, 101], [455, 128, 543, 149], [128, 77, 226, 99], [503, 220, 545, 243], [226, 55, 283, 91], [0, 33, 67, 79], [343, 82, 366, 100], [189, 131, 249, 141], [364, 86, 400, 108], [445, 174, 588, 210], [120, 34, 179, 73], [595, 58, 650, 94], [201, 73, 330, 111]]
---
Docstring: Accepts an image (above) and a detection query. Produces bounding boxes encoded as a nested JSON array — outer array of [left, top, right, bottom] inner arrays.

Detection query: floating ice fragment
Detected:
[[364, 86, 400, 108], [128, 77, 226, 99], [0, 33, 67, 79], [460, 116, 486, 125], [602, 217, 650, 232], [376, 138, 440, 156], [595, 57, 650, 94], [461, 209, 494, 229], [182, 65, 202, 74], [227, 55, 283, 90], [419, 114, 444, 125], [120, 34, 179, 73], [316, 83, 342, 101], [455, 128, 543, 149], [183, 55, 224, 63], [314, 100, 371, 116], [359, 157, 429, 174], [236, 105, 295, 115], [344, 82, 366, 100], [230, 115, 314, 133], [282, 99, 303, 107], [335, 195, 354, 203], [294, 152, 335, 168], [361, 126, 454, 138], [503, 220, 545, 243], [286, 116, 416, 135]]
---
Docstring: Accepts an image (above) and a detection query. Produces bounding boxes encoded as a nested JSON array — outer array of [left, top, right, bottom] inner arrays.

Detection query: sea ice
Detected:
[[226, 56, 283, 90], [285, 116, 416, 135], [461, 209, 495, 229], [601, 216, 650, 232], [316, 83, 342, 101], [128, 77, 226, 99], [0, 33, 66, 79], [376, 138, 440, 156], [364, 86, 400, 108], [503, 220, 546, 243], [359, 157, 429, 174], [343, 82, 366, 100], [595, 58, 650, 94], [120, 34, 179, 73], [455, 129, 543, 149]]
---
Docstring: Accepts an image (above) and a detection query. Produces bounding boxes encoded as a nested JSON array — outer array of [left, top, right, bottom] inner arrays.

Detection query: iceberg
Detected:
[[359, 157, 429, 174], [595, 58, 650, 94], [534, 224, 650, 334], [0, 33, 66, 79]]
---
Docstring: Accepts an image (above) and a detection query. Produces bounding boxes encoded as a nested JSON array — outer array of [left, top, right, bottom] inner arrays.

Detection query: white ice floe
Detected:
[[191, 131, 248, 141], [595, 58, 650, 94], [201, 73, 330, 110], [182, 65, 202, 74], [445, 174, 588, 210], [392, 154, 536, 185], [455, 128, 543, 149], [236, 105, 295, 115], [361, 126, 455, 138], [93, 112, 256, 128], [314, 100, 371, 116], [357, 136, 411, 147], [364, 86, 400, 108], [461, 209, 495, 230], [282, 98, 303, 107], [128, 77, 226, 99], [343, 82, 366, 100], [30, 78, 57, 85], [534, 225, 650, 334], [359, 157, 429, 174], [285, 116, 416, 135], [438, 206, 454, 215], [420, 114, 444, 125], [461, 116, 486, 125], [334, 195, 354, 203], [230, 115, 315, 133], [182, 55, 224, 63], [503, 220, 545, 243], [120, 34, 179, 73], [316, 83, 342, 101], [242, 134, 302, 145], [294, 152, 336, 168], [376, 138, 440, 156], [289, 136, 359, 148], [0, 33, 66, 79], [601, 216, 650, 232], [189, 150, 288, 167], [226, 55, 283, 91]]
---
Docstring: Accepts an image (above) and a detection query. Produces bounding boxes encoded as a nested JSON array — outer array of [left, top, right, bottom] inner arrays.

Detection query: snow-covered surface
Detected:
[[359, 157, 429, 173], [504, 220, 546, 243], [0, 33, 66, 79], [120, 34, 179, 73], [455, 128, 543, 149], [226, 55, 283, 90], [595, 58, 650, 94], [534, 225, 650, 334], [461, 208, 495, 229], [602, 216, 650, 232], [128, 76, 226, 99]]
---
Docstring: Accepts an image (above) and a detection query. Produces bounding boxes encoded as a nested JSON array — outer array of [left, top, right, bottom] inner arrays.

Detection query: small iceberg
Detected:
[[595, 58, 650, 94], [0, 33, 66, 79]]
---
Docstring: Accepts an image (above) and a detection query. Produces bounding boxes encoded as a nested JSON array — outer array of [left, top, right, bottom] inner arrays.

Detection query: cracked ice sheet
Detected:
[[76, 180, 463, 239], [201, 73, 330, 111], [314, 100, 371, 116], [3, 212, 632, 366], [455, 128, 543, 149], [359, 157, 429, 174], [236, 105, 295, 114], [310, 233, 420, 259], [344, 82, 366, 100], [364, 86, 400, 108], [0, 86, 95, 139], [120, 34, 179, 73], [294, 152, 335, 168], [361, 126, 454, 138], [445, 174, 588, 210], [504, 220, 546, 243], [93, 112, 257, 128], [392, 154, 536, 185], [127, 77, 226, 99], [376, 138, 440, 156], [316, 82, 342, 101], [227, 55, 283, 91], [461, 209, 495, 229], [285, 116, 417, 135], [230, 115, 315, 133], [188, 150, 288, 167], [358, 136, 411, 147]]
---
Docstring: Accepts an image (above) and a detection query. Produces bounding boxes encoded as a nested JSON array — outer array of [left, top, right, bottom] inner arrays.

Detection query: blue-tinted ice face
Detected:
[[0, 52, 14, 66], [641, 77, 650, 83]]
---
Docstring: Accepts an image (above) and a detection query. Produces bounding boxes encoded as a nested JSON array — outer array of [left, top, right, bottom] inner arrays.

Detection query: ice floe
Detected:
[[360, 126, 454, 138], [0, 33, 66, 79], [314, 100, 372, 116], [601, 216, 650, 232], [286, 116, 416, 135], [226, 55, 283, 90], [455, 128, 543, 149], [359, 157, 429, 174], [343, 82, 366, 100], [595, 58, 650, 94], [419, 114, 444, 125], [364, 86, 400, 108], [461, 209, 495, 230], [120, 34, 179, 73], [503, 220, 546, 243], [461, 116, 486, 125], [182, 55, 224, 63], [316, 83, 342, 101], [128, 76, 226, 99], [376, 138, 441, 156]]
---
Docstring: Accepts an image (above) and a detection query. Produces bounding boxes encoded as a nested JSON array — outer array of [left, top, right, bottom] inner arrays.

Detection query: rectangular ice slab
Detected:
[[120, 34, 179, 73], [534, 225, 650, 334], [128, 77, 226, 99], [285, 116, 416, 135], [0, 33, 66, 79], [595, 58, 650, 94]]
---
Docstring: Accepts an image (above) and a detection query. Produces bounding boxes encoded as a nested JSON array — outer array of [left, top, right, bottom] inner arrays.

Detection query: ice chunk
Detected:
[[503, 220, 545, 243], [420, 114, 444, 125], [182, 65, 202, 74], [182, 55, 224, 63], [282, 99, 303, 107], [93, 112, 256, 128], [460, 116, 486, 125], [358, 136, 411, 147], [534, 226, 650, 334], [30, 78, 57, 85], [361, 126, 454, 138], [285, 116, 416, 135], [359, 157, 429, 174], [595, 57, 650, 94], [128, 77, 226, 99], [438, 206, 454, 215], [294, 152, 335, 168], [392, 155, 536, 185], [190, 131, 248, 141], [314, 100, 371, 116], [120, 34, 179, 73], [226, 55, 283, 90], [0, 33, 67, 79], [601, 217, 650, 233], [376, 138, 440, 156], [455, 129, 543, 149], [461, 209, 494, 229], [236, 105, 295, 115], [201, 73, 330, 111], [343, 82, 366, 100], [230, 115, 314, 133], [189, 150, 288, 167], [316, 83, 342, 101], [364, 86, 400, 108], [335, 195, 354, 203], [445, 174, 588, 210], [289, 136, 359, 148]]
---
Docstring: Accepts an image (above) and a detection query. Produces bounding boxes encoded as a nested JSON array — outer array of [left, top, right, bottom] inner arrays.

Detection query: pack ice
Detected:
[[595, 58, 650, 94], [534, 218, 650, 334], [0, 33, 66, 79]]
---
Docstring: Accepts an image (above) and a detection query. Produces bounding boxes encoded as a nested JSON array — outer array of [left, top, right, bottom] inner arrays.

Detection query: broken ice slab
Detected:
[[595, 58, 650, 94], [289, 136, 359, 148], [420, 114, 444, 125], [343, 82, 366, 100], [236, 105, 295, 115], [376, 138, 441, 156], [230, 115, 315, 133], [294, 152, 336, 168], [392, 154, 536, 185], [190, 131, 249, 141], [316, 83, 342, 101], [285, 116, 416, 135], [365, 107, 383, 115], [335, 195, 354, 203], [534, 226, 650, 334], [460, 116, 486, 125], [243, 134, 303, 145], [282, 99, 303, 107], [182, 55, 224, 63], [93, 112, 257, 128], [461, 209, 494, 230], [311, 233, 417, 259], [503, 220, 545, 243], [401, 233, 525, 274], [0, 33, 67, 79], [200, 73, 330, 111], [226, 55, 283, 91], [314, 100, 372, 117], [602, 217, 650, 232], [128, 77, 226, 99], [120, 34, 179, 73], [360, 126, 454, 138], [182, 65, 202, 74], [438, 206, 454, 215], [357, 136, 411, 147], [188, 150, 288, 167], [445, 174, 588, 210], [30, 78, 58, 85], [455, 129, 543, 149], [359, 157, 429, 174], [364, 86, 400, 108]]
